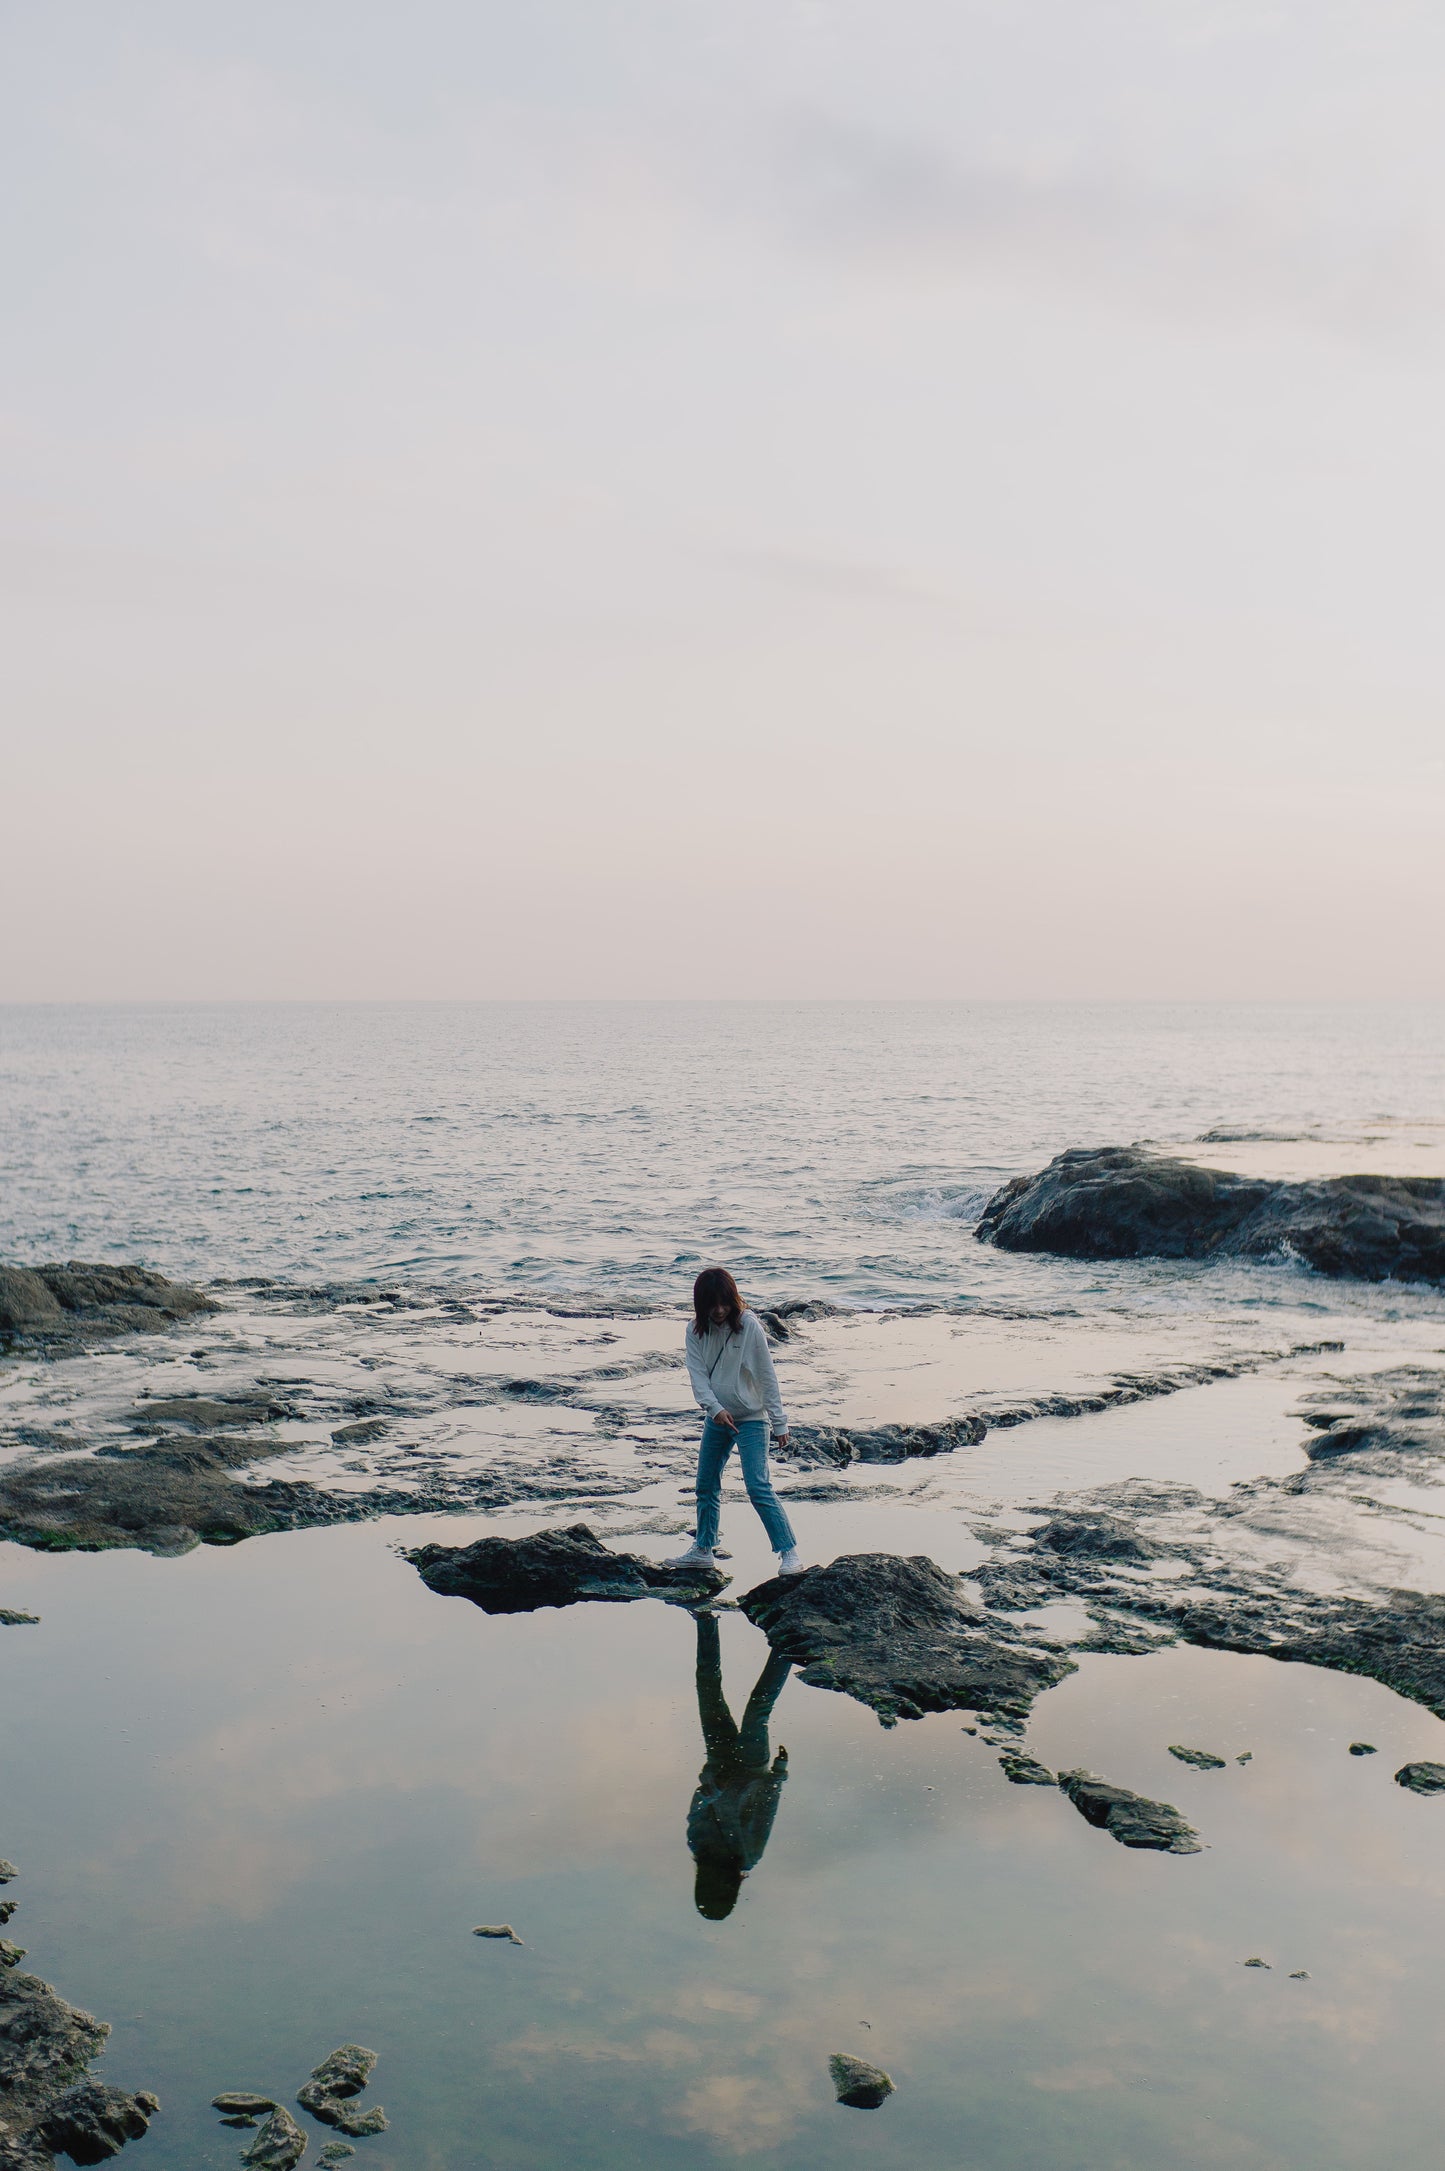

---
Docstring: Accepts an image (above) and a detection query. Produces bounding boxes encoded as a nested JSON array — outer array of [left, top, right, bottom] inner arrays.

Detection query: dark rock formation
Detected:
[[1296, 1368, 1445, 1464], [1057, 1770, 1202, 1853], [828, 2054, 895, 2109], [976, 1147, 1445, 1284], [739, 1554, 1074, 1726], [0, 1265, 215, 1348], [1349, 1742, 1377, 1756], [778, 1418, 985, 1470], [408, 1524, 728, 1613], [0, 1938, 156, 2168], [998, 1752, 1056, 1786], [241, 2106, 307, 2169], [1168, 1746, 1226, 1770], [212, 2095, 275, 2117], [33, 2084, 159, 2165], [1395, 1762, 1445, 1795], [303, 2048, 374, 2101], [128, 1394, 288, 1432]]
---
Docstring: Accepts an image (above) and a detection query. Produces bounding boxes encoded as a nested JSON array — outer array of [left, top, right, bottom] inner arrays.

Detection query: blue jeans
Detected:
[[695, 1417, 797, 1554]]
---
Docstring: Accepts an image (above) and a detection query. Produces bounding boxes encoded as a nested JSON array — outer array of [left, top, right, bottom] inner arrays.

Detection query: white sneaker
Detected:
[[777, 1547, 809, 1576], [667, 1544, 716, 1568]]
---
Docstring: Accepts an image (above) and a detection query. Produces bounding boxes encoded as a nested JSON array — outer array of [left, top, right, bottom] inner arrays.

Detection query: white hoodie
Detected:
[[685, 1312, 788, 1436]]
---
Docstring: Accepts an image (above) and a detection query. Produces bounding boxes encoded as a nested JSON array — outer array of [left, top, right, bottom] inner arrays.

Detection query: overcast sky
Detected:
[[4, 0, 1443, 999]]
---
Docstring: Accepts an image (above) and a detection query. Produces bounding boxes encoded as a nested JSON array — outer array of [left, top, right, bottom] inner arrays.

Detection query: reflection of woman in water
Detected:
[[670, 1266, 807, 1577], [687, 1611, 792, 1920]]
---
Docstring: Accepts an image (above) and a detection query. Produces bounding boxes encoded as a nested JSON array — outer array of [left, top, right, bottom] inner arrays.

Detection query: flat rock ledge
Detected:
[[408, 1524, 729, 1613], [739, 1553, 1075, 1726], [0, 1264, 215, 1351], [975, 1146, 1445, 1284]]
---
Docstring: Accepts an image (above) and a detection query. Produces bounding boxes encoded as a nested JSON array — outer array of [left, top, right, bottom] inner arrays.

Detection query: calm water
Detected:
[[3, 1000, 1443, 1301], [4, 1509, 1445, 2171]]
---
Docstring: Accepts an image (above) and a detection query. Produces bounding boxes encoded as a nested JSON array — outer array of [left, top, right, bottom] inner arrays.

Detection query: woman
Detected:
[[670, 1266, 807, 1576]]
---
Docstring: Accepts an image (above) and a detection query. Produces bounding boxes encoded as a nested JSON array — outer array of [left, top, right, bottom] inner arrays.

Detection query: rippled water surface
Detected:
[[3, 1000, 1442, 1301]]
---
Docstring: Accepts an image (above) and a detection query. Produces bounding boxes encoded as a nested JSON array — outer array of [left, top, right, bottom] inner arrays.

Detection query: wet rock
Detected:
[[778, 1418, 984, 1471], [1236, 1752, 1253, 1764], [304, 2048, 375, 2101], [828, 2053, 895, 2109], [1057, 1770, 1202, 1854], [408, 1524, 728, 1613], [0, 1263, 216, 1350], [1349, 1742, 1377, 1756], [1296, 1368, 1445, 1465], [241, 2106, 307, 2168], [297, 2098, 386, 2140], [0, 1945, 25, 1970], [1168, 1746, 1227, 1770], [129, 1395, 287, 1432], [0, 1904, 15, 1924], [740, 1554, 1074, 1727], [976, 1147, 1445, 1284], [1034, 1514, 1157, 1563], [1242, 1957, 1271, 1969], [212, 2095, 277, 2117], [472, 1926, 523, 1944], [0, 1614, 39, 1628], [1394, 1761, 1445, 1795], [329, 1421, 387, 1446], [0, 1866, 16, 1884], [1290, 1970, 1311, 1979], [0, 1440, 298, 1553], [998, 1753, 1056, 1786], [34, 2081, 158, 2164], [316, 2150, 355, 2168], [0, 1966, 109, 2136]]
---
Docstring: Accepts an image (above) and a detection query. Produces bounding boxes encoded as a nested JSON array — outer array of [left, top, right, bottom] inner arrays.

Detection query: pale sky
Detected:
[[4, 1, 1444, 999]]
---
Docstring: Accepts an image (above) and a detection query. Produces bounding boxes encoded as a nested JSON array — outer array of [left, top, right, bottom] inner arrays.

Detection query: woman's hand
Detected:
[[774, 1431, 789, 1449], [712, 1408, 738, 1432]]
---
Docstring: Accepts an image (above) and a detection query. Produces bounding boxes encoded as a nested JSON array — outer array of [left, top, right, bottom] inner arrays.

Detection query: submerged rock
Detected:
[[408, 1524, 727, 1613], [828, 2053, 896, 2109], [212, 2096, 276, 2118], [1057, 1770, 1202, 1854], [472, 1925, 523, 1944], [976, 1147, 1445, 1284], [34, 2082, 159, 2164], [241, 2106, 307, 2168], [779, 1417, 985, 1470], [739, 1554, 1074, 1727], [1242, 1957, 1271, 1969], [1349, 1742, 1377, 1756], [294, 2089, 386, 2139], [1168, 1746, 1227, 1770], [1394, 1761, 1445, 1795], [0, 1263, 215, 1347], [316, 2150, 355, 2168]]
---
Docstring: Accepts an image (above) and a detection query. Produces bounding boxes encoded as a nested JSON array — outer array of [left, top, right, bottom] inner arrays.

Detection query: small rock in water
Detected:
[[1057, 1770, 1202, 1854], [1236, 1752, 1253, 1764], [1242, 1957, 1271, 1968], [1349, 1742, 1377, 1756], [998, 1752, 1056, 1787], [0, 1900, 15, 1923], [221, 2115, 260, 2128], [242, 2104, 308, 2169], [318, 2148, 356, 2167], [828, 2052, 896, 2109], [0, 1609, 39, 1626], [306, 2045, 377, 2099], [473, 1924, 523, 1944], [1168, 1746, 1227, 1770], [1289, 1970, 1311, 1979], [296, 2087, 388, 2138], [0, 1862, 17, 1883], [213, 2094, 277, 2117], [1395, 1761, 1445, 1795], [0, 1940, 26, 1968]]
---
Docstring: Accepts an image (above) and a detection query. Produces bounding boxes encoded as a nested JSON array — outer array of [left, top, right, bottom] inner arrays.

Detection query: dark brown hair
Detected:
[[692, 1266, 744, 1338]]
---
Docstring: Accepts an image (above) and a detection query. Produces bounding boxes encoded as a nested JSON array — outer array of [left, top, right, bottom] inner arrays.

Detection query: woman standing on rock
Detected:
[[670, 1267, 807, 1576]]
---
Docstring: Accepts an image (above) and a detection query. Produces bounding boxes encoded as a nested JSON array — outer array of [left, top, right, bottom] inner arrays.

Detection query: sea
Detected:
[[2, 1001, 1444, 2171]]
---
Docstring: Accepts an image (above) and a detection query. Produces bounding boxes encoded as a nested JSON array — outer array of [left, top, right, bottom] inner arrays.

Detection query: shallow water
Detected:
[[4, 1508, 1445, 2171]]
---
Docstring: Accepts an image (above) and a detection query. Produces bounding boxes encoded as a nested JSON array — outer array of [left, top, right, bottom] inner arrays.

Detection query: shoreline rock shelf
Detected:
[[975, 1146, 1445, 1284], [408, 1524, 728, 1612]]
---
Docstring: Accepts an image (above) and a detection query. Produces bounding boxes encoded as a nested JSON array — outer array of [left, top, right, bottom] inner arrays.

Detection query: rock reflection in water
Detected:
[[687, 1614, 791, 1920]]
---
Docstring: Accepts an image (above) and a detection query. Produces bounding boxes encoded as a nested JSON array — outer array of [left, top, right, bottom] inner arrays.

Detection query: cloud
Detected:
[[771, 111, 1444, 341]]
